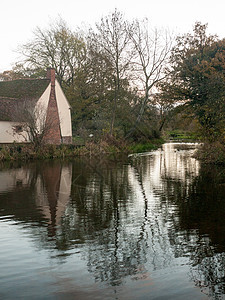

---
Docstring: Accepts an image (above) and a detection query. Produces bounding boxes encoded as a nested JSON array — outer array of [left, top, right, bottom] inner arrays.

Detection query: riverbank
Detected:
[[194, 141, 225, 165], [0, 138, 164, 162], [163, 130, 201, 143], [1, 138, 224, 165], [164, 130, 225, 165]]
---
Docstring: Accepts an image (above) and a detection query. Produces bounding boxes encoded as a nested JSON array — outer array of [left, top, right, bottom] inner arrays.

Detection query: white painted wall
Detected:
[[0, 167, 32, 193], [55, 80, 72, 137], [0, 85, 51, 144], [0, 121, 29, 143], [35, 83, 51, 132], [0, 80, 72, 143]]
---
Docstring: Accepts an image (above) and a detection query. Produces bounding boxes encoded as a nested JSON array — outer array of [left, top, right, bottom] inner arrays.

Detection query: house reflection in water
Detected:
[[0, 167, 32, 192], [0, 162, 72, 237], [35, 163, 72, 236]]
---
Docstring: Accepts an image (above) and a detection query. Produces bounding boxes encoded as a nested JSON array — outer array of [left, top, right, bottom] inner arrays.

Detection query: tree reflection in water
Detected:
[[147, 144, 225, 299], [0, 143, 225, 299], [174, 163, 225, 299]]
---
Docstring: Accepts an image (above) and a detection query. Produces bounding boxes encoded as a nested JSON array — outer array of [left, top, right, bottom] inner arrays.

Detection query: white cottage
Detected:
[[0, 68, 72, 144]]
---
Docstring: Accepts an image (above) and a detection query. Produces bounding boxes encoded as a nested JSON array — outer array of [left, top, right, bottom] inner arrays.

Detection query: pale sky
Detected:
[[1, 0, 225, 72]]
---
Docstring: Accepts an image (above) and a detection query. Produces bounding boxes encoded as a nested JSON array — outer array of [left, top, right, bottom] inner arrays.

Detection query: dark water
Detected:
[[0, 143, 225, 300]]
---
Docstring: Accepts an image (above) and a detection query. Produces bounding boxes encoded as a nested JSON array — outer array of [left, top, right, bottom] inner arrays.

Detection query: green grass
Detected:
[[129, 138, 164, 153], [166, 130, 199, 141], [72, 136, 85, 146]]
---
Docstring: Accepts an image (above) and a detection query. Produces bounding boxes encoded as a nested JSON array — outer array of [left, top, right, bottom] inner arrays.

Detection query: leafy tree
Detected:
[[0, 64, 33, 81], [160, 22, 225, 142], [152, 89, 177, 132], [67, 10, 137, 138], [65, 46, 114, 135], [11, 12, 172, 142]]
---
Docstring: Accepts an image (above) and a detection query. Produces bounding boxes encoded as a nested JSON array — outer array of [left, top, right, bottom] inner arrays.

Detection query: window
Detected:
[[13, 125, 23, 133]]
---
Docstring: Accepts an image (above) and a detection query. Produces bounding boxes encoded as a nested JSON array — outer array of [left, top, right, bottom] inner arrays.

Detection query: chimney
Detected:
[[47, 68, 55, 86]]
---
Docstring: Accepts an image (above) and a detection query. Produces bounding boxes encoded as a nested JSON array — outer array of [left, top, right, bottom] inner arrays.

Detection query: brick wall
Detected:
[[42, 163, 61, 236], [47, 68, 55, 85], [44, 69, 61, 145]]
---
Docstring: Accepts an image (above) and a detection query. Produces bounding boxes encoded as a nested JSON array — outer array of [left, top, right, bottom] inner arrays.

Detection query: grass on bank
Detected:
[[129, 138, 164, 153], [1, 137, 224, 165], [165, 130, 225, 165], [165, 130, 200, 141], [0, 138, 165, 162]]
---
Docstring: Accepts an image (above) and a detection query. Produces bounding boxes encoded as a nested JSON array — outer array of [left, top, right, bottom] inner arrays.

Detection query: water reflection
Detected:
[[0, 143, 225, 299], [35, 163, 72, 236], [0, 161, 72, 235]]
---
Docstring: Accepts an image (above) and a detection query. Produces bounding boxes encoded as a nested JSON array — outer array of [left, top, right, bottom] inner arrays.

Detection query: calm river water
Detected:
[[0, 143, 225, 300]]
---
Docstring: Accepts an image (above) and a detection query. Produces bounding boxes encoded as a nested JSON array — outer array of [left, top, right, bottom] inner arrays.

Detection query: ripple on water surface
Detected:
[[0, 144, 224, 299]]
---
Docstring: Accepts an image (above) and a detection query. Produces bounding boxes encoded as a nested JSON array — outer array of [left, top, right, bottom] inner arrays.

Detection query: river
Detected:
[[0, 142, 225, 300]]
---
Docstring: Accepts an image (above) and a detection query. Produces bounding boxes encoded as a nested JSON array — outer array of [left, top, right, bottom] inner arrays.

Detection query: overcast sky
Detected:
[[1, 0, 225, 72]]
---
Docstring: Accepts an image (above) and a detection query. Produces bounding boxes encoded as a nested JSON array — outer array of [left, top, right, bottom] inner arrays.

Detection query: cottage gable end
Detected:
[[0, 69, 72, 144]]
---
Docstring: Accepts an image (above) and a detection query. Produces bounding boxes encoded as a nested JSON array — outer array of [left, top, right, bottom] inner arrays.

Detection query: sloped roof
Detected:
[[0, 79, 50, 99], [0, 79, 50, 121]]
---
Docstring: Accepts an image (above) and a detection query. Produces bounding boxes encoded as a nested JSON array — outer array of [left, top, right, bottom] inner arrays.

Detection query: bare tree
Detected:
[[126, 19, 173, 138], [18, 19, 86, 86], [89, 9, 134, 135], [12, 100, 56, 149]]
